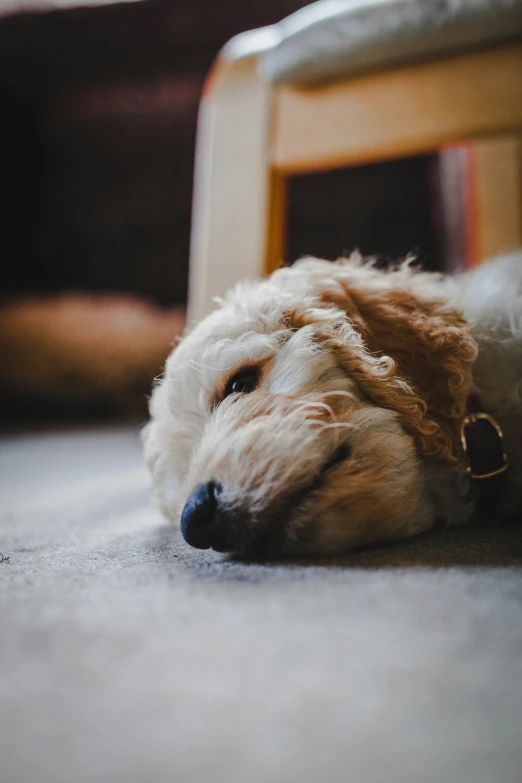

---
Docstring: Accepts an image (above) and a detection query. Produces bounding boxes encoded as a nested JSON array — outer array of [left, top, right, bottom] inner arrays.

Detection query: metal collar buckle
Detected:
[[460, 411, 509, 480]]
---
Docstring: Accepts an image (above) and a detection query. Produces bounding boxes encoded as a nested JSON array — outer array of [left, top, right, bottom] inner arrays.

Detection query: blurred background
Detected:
[[0, 0, 465, 422]]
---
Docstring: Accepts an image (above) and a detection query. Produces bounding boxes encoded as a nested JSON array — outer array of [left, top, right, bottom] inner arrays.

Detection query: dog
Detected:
[[143, 252, 522, 557]]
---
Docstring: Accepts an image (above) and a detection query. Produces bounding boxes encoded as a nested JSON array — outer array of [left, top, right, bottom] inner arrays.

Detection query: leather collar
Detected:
[[460, 395, 509, 514]]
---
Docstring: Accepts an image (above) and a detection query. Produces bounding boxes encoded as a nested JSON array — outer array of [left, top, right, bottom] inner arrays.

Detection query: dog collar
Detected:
[[460, 394, 509, 513]]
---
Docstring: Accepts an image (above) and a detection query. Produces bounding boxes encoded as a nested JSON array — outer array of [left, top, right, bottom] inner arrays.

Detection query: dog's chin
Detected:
[[215, 508, 319, 560]]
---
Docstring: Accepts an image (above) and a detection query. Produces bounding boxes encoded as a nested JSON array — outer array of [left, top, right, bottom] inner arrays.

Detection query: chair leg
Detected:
[[188, 48, 283, 323], [465, 136, 522, 265]]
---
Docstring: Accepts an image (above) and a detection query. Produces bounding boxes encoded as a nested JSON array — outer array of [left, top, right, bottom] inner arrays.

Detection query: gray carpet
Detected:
[[1, 423, 522, 783]]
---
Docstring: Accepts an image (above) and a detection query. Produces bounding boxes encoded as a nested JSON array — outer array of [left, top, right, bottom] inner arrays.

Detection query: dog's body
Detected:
[[144, 252, 522, 557]]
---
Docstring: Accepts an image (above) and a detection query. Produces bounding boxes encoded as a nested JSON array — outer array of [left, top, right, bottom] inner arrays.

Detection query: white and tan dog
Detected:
[[143, 252, 522, 557]]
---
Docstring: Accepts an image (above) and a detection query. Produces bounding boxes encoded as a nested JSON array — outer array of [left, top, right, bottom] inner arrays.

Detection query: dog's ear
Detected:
[[284, 276, 477, 463], [323, 281, 477, 462]]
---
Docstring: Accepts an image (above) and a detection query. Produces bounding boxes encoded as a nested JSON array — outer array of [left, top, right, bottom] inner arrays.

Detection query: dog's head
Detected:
[[144, 256, 477, 557]]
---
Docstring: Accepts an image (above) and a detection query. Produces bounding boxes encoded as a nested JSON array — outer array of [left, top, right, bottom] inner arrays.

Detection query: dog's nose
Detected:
[[180, 481, 229, 551]]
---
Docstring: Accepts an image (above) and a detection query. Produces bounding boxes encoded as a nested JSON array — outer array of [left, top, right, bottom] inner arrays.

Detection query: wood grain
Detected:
[[272, 43, 522, 174]]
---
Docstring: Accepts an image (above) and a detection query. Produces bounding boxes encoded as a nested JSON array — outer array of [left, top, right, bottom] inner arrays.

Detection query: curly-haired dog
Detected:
[[143, 252, 522, 557]]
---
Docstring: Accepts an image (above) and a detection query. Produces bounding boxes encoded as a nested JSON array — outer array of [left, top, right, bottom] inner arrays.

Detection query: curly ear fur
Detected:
[[285, 277, 478, 463], [324, 282, 478, 462]]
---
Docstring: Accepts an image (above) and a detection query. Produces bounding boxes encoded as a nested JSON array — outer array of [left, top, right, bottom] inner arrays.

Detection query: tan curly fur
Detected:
[[314, 284, 478, 462]]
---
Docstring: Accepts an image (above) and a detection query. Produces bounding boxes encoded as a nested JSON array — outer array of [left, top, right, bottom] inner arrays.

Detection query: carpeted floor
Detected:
[[1, 423, 522, 783]]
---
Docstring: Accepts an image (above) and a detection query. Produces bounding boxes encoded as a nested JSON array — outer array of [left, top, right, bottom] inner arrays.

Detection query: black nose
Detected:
[[180, 481, 229, 551]]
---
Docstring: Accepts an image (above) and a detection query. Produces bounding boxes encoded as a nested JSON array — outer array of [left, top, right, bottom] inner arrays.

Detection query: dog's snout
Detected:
[[180, 481, 229, 551]]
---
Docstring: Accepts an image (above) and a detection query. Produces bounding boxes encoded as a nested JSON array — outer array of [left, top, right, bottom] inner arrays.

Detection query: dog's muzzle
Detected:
[[180, 444, 352, 553]]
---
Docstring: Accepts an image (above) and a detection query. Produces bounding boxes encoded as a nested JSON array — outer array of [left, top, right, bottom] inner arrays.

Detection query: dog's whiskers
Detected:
[[188, 359, 237, 373], [298, 400, 336, 419], [322, 390, 358, 402], [316, 421, 353, 430]]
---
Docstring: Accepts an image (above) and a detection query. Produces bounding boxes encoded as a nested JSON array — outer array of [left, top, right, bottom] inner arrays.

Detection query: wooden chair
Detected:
[[188, 0, 522, 322]]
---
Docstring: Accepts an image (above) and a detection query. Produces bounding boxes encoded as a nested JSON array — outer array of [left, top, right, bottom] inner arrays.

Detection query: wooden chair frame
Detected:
[[189, 38, 522, 321]]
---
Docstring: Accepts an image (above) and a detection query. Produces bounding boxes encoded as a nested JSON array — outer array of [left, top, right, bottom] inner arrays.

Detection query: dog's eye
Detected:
[[224, 368, 258, 398]]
